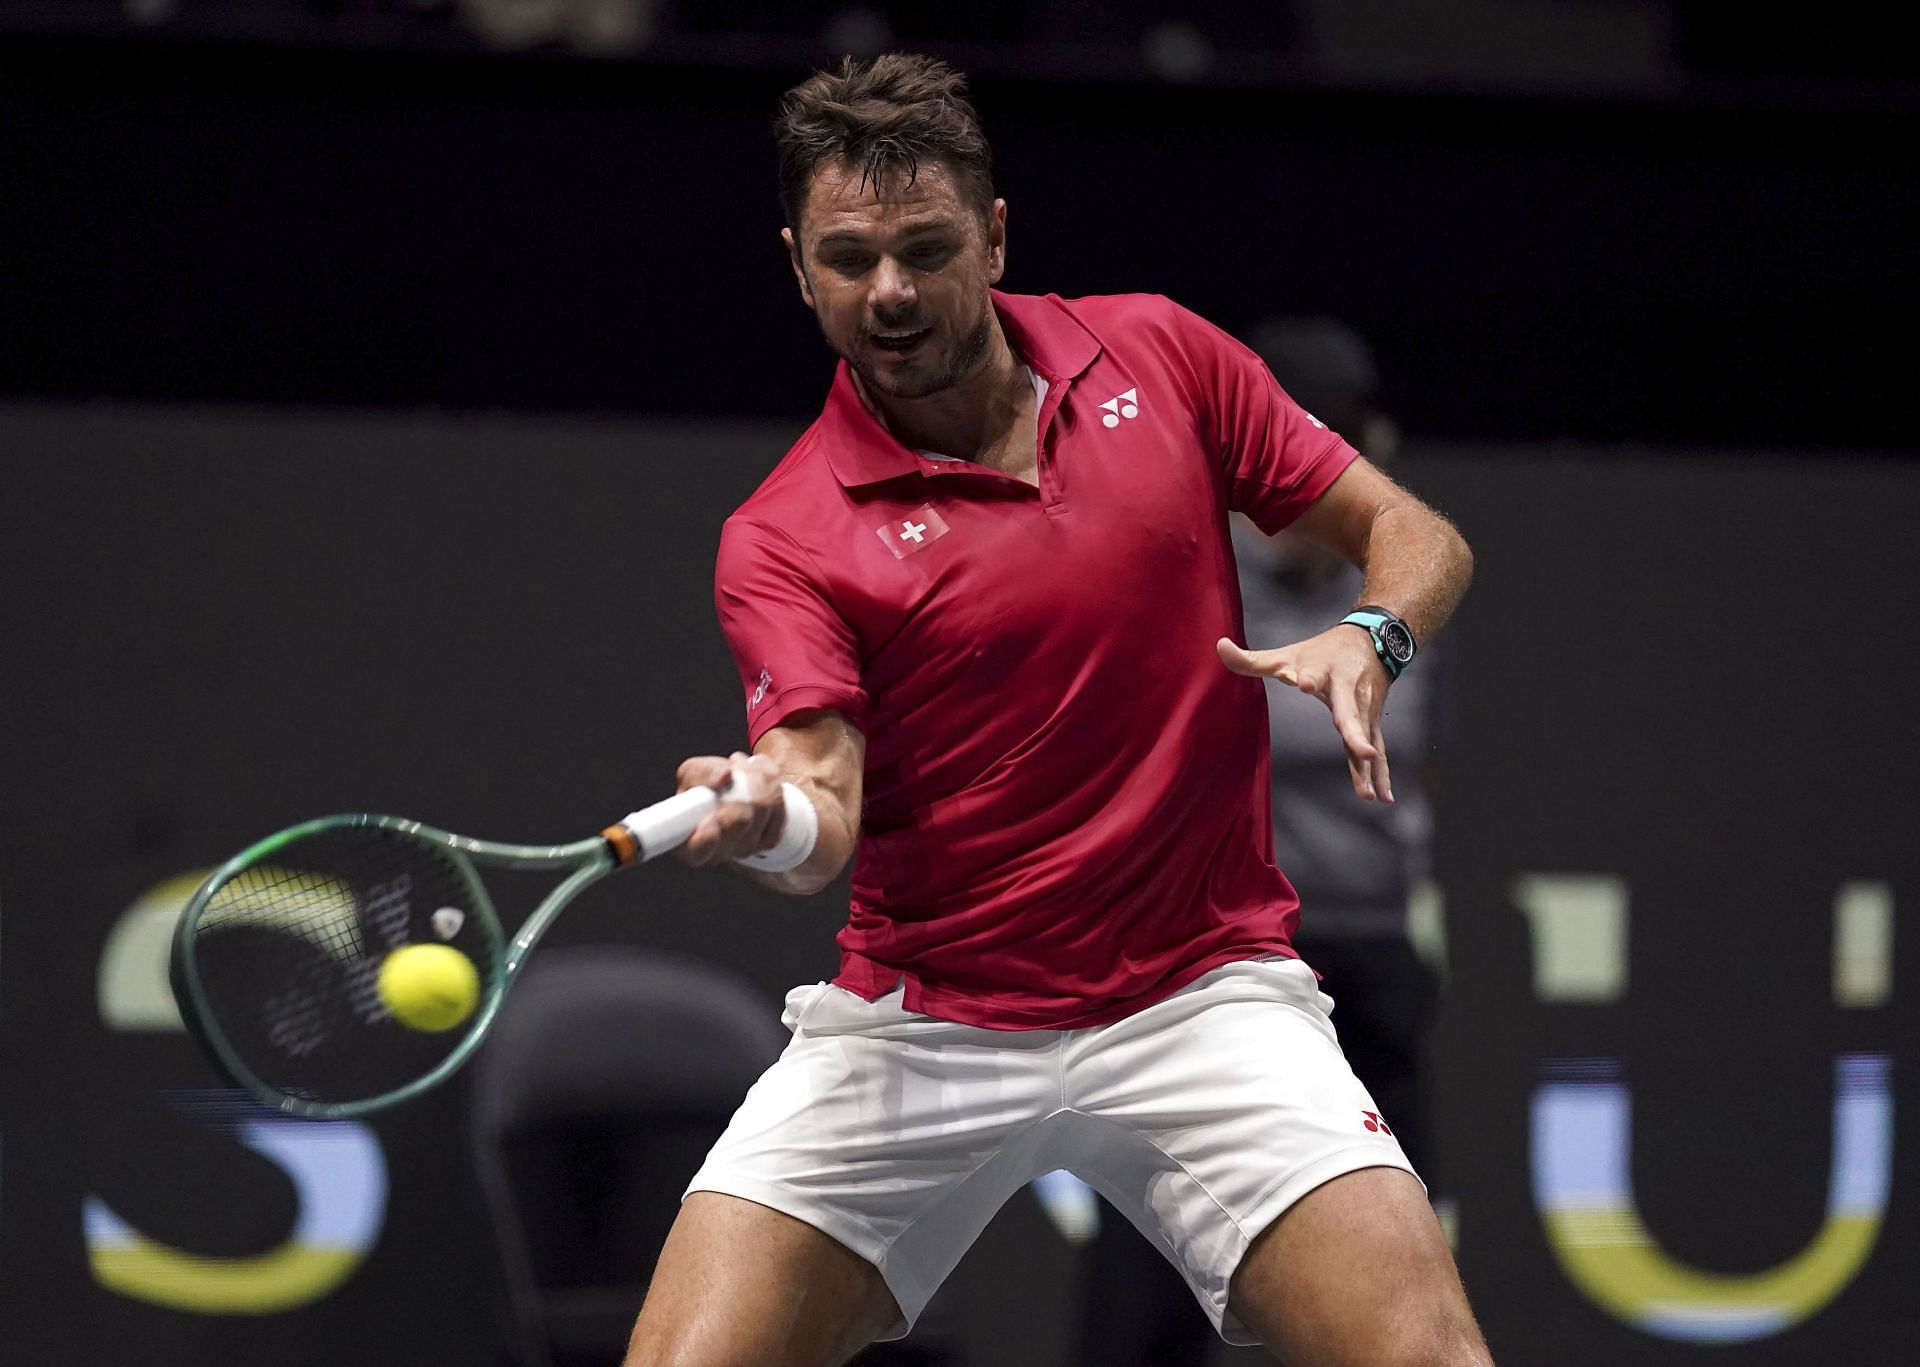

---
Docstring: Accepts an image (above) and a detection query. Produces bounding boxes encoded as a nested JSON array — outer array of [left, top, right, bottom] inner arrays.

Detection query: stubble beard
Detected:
[[845, 307, 994, 401]]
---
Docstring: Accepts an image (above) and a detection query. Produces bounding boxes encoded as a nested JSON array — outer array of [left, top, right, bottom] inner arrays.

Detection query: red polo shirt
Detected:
[[716, 290, 1357, 1029]]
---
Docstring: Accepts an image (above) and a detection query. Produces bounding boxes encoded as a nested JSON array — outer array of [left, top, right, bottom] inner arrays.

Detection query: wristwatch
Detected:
[[1339, 605, 1417, 681]]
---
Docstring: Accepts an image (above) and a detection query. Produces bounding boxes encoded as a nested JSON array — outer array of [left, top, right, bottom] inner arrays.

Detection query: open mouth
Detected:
[[869, 326, 932, 354]]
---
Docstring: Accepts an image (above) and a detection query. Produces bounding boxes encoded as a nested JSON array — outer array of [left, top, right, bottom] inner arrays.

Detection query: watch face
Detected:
[[1380, 621, 1415, 663]]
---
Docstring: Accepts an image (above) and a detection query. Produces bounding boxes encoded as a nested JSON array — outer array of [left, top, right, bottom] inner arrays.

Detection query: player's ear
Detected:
[[782, 228, 817, 310], [985, 199, 1007, 285]]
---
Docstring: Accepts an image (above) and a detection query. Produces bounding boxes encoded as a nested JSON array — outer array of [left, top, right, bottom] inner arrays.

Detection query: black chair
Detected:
[[470, 946, 789, 1367]]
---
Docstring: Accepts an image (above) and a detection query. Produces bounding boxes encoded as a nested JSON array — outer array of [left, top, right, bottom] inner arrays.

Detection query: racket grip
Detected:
[[607, 777, 741, 864]]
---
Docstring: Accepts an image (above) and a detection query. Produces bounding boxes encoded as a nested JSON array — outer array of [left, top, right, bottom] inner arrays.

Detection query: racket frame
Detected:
[[170, 812, 617, 1119], [172, 782, 732, 1117]]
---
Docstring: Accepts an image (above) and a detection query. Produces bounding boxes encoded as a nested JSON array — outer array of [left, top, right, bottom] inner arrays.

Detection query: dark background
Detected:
[[2, 5, 1915, 1364], [3, 17, 1916, 450]]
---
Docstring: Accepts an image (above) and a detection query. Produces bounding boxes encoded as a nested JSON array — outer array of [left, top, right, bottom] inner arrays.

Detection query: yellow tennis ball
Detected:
[[377, 943, 481, 1033]]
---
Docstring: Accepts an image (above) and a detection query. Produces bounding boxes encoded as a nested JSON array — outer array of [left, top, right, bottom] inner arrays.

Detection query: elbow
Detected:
[[1431, 507, 1472, 588]]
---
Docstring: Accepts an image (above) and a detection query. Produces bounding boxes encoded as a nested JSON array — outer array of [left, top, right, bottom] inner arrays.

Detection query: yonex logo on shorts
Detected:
[[1098, 388, 1141, 428]]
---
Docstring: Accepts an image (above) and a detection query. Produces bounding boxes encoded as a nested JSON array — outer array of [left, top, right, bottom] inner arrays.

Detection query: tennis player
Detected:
[[627, 54, 1489, 1367]]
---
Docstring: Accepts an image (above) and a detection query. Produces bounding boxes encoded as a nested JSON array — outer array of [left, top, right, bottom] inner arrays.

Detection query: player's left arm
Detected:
[[1218, 456, 1472, 804]]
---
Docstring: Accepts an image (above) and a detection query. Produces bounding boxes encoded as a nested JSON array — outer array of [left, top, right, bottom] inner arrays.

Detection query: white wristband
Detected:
[[734, 781, 819, 873]]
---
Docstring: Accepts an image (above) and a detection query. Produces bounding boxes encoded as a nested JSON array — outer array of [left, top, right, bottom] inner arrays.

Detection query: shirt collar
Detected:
[[821, 290, 1103, 489]]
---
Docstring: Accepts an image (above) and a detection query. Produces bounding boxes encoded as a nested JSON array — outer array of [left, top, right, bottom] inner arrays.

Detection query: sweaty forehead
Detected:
[[801, 159, 976, 244]]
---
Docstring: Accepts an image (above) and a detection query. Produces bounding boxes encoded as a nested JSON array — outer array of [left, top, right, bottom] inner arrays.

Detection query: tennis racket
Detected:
[[170, 784, 737, 1119]]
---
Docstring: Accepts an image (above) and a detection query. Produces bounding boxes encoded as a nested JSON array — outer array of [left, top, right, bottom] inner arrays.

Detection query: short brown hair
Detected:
[[774, 53, 995, 231]]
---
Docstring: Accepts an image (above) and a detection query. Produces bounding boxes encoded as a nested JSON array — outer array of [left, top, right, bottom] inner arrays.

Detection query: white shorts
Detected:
[[685, 957, 1417, 1346]]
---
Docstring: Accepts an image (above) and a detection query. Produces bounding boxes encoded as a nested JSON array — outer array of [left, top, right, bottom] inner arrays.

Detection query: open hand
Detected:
[[1217, 629, 1395, 803]]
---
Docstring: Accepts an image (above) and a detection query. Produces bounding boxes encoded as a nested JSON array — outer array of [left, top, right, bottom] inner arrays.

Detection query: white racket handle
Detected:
[[604, 775, 742, 864]]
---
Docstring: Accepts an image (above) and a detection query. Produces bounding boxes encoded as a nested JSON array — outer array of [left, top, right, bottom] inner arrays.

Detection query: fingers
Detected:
[[1232, 629, 1396, 804], [1217, 637, 1301, 689], [1368, 712, 1393, 804], [1335, 679, 1393, 804], [676, 755, 733, 795], [726, 751, 783, 804], [1216, 636, 1262, 676], [673, 752, 785, 867], [1326, 680, 1383, 801]]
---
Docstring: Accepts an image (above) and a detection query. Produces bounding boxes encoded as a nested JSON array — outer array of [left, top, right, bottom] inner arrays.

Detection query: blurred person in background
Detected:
[[1238, 316, 1443, 1187], [1072, 318, 1448, 1367]]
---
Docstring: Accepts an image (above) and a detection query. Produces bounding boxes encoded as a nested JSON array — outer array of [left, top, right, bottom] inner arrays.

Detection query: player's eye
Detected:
[[908, 242, 954, 266]]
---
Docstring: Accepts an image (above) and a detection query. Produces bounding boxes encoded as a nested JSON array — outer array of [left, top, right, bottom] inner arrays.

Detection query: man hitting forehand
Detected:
[[625, 54, 1490, 1367]]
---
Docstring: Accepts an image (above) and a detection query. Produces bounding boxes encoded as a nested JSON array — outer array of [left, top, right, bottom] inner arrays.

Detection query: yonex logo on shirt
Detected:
[[1098, 388, 1140, 428], [748, 667, 772, 710], [876, 505, 951, 559]]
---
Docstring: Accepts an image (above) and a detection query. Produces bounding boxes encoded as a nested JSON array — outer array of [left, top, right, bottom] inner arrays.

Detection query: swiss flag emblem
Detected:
[[876, 505, 951, 559]]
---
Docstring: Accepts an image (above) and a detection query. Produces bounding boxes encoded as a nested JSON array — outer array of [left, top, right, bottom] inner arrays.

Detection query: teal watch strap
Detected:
[[1339, 608, 1414, 681]]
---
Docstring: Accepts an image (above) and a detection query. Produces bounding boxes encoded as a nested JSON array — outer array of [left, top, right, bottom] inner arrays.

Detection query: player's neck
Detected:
[[858, 324, 1032, 470]]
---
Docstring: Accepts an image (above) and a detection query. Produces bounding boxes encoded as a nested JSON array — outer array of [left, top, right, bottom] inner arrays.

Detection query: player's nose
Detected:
[[869, 256, 917, 313]]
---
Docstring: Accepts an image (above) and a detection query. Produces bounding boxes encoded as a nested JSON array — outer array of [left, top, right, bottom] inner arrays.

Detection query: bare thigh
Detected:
[[625, 1192, 901, 1367], [1227, 1167, 1493, 1367]]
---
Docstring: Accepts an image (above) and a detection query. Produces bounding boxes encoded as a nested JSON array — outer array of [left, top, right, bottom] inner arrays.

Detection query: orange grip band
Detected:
[[600, 823, 639, 866]]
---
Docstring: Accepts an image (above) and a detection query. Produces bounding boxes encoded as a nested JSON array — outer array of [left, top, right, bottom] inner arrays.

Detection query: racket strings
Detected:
[[188, 827, 493, 1105]]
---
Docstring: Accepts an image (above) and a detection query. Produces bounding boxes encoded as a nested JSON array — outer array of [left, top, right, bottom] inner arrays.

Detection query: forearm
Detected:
[[1225, 460, 1467, 805], [1352, 503, 1473, 646]]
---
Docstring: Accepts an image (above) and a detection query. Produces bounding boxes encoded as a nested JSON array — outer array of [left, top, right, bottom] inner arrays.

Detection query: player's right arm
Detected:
[[689, 511, 868, 893], [672, 708, 865, 897]]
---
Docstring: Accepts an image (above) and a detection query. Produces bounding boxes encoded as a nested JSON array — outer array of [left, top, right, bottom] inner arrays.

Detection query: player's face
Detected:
[[784, 160, 1006, 400]]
